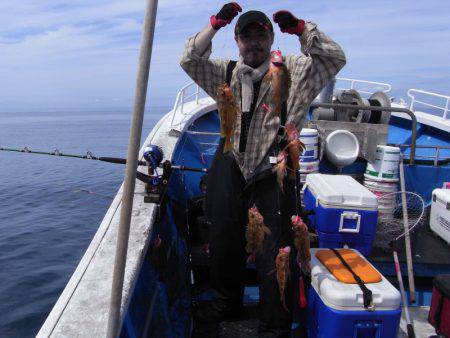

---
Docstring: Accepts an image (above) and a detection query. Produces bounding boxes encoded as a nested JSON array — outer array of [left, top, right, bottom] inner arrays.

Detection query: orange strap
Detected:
[[316, 249, 382, 284]]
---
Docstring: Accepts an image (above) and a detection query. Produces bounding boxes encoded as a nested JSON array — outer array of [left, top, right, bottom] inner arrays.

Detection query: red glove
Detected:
[[273, 10, 305, 35], [210, 2, 242, 30]]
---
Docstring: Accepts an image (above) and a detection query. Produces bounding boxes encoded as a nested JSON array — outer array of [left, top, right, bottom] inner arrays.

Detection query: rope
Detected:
[[331, 248, 374, 311]]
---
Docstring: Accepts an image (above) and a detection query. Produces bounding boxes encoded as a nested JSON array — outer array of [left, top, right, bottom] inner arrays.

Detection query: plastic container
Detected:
[[315, 231, 376, 255], [300, 172, 318, 184], [299, 160, 319, 173], [378, 205, 395, 221], [365, 146, 400, 181], [308, 248, 401, 338], [300, 128, 319, 163], [430, 188, 450, 244], [364, 174, 398, 222], [363, 179, 398, 195], [324, 130, 359, 168], [300, 169, 319, 207], [303, 174, 378, 255]]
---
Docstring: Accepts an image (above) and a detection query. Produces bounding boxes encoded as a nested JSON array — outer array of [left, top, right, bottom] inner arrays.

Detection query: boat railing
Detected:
[[391, 144, 450, 166], [335, 77, 392, 95], [170, 82, 205, 129], [407, 89, 450, 120], [170, 78, 393, 129]]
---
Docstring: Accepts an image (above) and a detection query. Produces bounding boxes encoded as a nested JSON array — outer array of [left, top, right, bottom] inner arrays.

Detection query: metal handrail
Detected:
[[170, 82, 203, 129], [311, 102, 418, 164], [336, 77, 392, 94], [390, 144, 450, 166], [407, 89, 450, 119], [170, 78, 394, 129]]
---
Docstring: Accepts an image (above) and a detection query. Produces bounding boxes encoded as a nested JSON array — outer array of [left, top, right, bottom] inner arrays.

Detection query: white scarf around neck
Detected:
[[235, 56, 271, 113]]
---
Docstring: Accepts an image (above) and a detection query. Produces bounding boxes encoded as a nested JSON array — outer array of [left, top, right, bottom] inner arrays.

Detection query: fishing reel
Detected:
[[144, 145, 163, 172], [140, 145, 172, 204]]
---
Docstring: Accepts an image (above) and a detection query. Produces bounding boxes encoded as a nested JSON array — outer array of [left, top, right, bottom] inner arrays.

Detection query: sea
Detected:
[[0, 108, 167, 337]]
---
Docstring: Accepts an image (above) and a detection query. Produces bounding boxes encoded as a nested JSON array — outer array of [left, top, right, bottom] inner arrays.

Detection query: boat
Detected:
[[33, 1, 450, 336], [36, 74, 450, 337]]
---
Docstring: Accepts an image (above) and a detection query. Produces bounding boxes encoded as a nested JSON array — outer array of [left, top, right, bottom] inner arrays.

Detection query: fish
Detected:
[[216, 83, 239, 152], [285, 122, 300, 142], [283, 139, 304, 179], [263, 50, 291, 117], [276, 246, 291, 311], [283, 123, 305, 179], [246, 205, 271, 262], [273, 150, 288, 191], [291, 215, 311, 273]]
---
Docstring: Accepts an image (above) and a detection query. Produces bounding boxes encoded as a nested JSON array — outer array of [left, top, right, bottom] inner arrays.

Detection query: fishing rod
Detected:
[[0, 146, 208, 173]]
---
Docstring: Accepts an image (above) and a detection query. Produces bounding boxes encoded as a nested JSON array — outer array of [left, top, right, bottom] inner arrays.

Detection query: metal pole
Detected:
[[399, 155, 416, 303], [310, 103, 418, 164], [393, 250, 415, 338], [106, 0, 158, 337]]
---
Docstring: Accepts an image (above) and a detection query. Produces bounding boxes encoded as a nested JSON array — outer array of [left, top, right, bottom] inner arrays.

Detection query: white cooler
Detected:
[[307, 248, 401, 338], [430, 188, 450, 244]]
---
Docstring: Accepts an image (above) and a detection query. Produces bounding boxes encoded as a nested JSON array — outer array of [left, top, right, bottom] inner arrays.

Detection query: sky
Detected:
[[0, 0, 449, 112]]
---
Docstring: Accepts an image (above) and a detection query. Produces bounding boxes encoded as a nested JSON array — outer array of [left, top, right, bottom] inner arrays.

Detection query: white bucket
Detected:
[[378, 206, 395, 221], [299, 160, 319, 173], [364, 180, 398, 197], [365, 145, 400, 181], [378, 196, 397, 209], [364, 179, 398, 191], [300, 128, 319, 163]]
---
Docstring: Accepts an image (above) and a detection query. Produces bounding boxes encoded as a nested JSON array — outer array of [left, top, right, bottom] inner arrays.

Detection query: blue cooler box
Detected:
[[303, 174, 378, 255], [307, 248, 401, 338]]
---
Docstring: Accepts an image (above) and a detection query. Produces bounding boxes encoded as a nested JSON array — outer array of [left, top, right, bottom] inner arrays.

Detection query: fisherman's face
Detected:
[[235, 23, 274, 68]]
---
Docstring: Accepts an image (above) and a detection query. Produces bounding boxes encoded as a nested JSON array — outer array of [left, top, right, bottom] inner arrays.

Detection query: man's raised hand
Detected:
[[210, 2, 242, 30], [273, 10, 305, 36]]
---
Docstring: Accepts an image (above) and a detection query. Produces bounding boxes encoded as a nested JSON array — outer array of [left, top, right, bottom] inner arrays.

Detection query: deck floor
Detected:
[[398, 307, 435, 338], [192, 302, 435, 337]]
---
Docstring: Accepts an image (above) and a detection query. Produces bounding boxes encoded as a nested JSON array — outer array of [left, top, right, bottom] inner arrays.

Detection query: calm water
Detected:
[[0, 108, 167, 337]]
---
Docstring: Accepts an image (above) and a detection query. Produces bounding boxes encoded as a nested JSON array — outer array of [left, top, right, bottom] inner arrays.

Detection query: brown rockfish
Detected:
[[283, 123, 305, 179], [291, 215, 311, 273], [263, 50, 291, 117], [276, 246, 291, 311], [246, 205, 271, 262], [216, 83, 239, 152]]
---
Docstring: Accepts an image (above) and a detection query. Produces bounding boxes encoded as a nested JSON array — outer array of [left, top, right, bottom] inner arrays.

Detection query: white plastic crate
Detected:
[[430, 188, 450, 244]]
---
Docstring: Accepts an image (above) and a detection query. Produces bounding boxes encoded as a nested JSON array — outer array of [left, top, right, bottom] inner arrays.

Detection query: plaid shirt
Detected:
[[180, 22, 346, 179]]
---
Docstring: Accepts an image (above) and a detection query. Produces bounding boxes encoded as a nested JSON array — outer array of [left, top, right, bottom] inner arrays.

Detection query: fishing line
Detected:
[[0, 146, 147, 165], [293, 171, 300, 215], [0, 146, 207, 173]]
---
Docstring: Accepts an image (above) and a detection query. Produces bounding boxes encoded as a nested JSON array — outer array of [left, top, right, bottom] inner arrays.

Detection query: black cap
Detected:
[[234, 10, 273, 35]]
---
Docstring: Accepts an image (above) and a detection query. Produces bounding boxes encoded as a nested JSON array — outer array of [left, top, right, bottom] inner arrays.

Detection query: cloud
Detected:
[[0, 0, 449, 111]]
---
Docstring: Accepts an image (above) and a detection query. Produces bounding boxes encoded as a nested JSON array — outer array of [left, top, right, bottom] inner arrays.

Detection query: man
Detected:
[[180, 3, 346, 336]]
